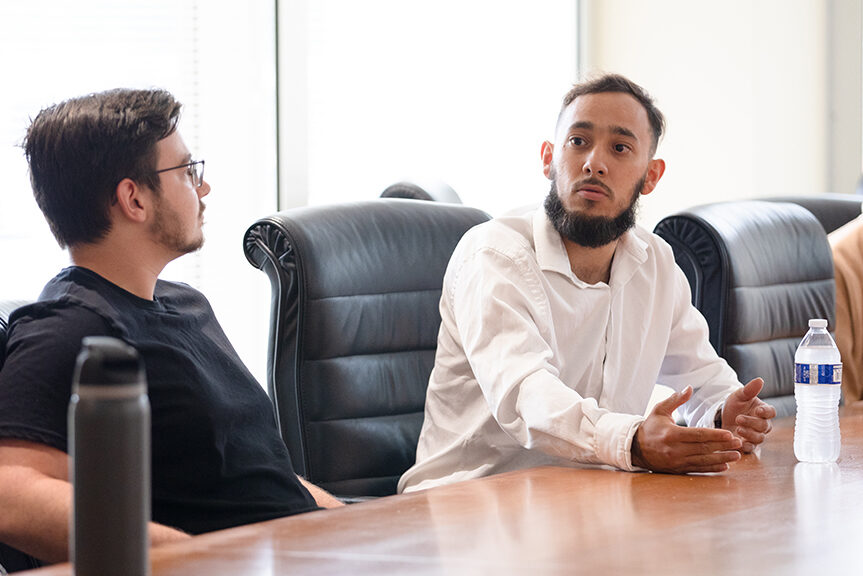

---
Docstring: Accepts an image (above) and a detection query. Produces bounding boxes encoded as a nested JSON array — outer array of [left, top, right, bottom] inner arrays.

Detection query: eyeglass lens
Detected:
[[191, 161, 205, 188]]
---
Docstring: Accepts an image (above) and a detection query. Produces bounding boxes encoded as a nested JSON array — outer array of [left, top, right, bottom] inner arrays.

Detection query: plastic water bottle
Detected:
[[69, 337, 151, 576], [793, 319, 842, 463]]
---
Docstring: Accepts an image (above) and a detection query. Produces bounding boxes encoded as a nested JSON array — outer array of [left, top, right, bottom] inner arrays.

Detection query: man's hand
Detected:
[[721, 377, 776, 453], [631, 386, 742, 474]]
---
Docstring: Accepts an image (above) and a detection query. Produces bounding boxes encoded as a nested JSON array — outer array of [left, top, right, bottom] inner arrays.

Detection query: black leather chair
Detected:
[[380, 179, 462, 204], [654, 201, 836, 418], [0, 301, 30, 372], [243, 199, 490, 498], [763, 193, 861, 234], [0, 299, 43, 573]]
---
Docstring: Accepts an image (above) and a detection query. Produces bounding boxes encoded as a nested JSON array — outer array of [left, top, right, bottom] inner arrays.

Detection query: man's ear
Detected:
[[541, 141, 554, 180], [640, 158, 666, 196], [113, 178, 150, 223]]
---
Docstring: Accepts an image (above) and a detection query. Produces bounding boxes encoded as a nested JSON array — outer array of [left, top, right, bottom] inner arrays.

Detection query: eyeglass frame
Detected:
[[151, 160, 206, 188]]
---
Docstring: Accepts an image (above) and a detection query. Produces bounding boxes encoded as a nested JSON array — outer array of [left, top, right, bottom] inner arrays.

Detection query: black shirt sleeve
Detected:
[[0, 303, 114, 452]]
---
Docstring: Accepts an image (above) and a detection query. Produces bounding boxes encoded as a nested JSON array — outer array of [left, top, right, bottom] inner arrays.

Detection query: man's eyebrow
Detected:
[[567, 121, 594, 132], [611, 125, 638, 140], [566, 122, 639, 142]]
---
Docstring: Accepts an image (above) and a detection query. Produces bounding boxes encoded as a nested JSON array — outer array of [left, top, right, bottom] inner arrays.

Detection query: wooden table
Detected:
[[22, 406, 863, 575]]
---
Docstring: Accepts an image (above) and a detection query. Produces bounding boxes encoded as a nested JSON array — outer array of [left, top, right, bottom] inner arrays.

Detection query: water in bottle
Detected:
[[69, 336, 151, 576], [793, 318, 841, 463]]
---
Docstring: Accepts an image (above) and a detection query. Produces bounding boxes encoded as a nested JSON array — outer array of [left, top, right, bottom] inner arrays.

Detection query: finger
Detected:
[[657, 463, 733, 474], [736, 378, 764, 402], [685, 450, 741, 467], [658, 451, 741, 474], [653, 386, 693, 417], [678, 438, 743, 456], [756, 403, 777, 419], [672, 425, 735, 444], [735, 426, 767, 446], [734, 421, 771, 447], [740, 441, 756, 453], [735, 414, 773, 434], [687, 464, 732, 474]]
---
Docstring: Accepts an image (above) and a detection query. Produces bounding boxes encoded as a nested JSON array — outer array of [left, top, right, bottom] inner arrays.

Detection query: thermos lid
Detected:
[[73, 336, 144, 386]]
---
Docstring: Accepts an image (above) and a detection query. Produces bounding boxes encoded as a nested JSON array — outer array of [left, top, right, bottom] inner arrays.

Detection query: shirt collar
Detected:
[[534, 208, 575, 278], [532, 208, 649, 288]]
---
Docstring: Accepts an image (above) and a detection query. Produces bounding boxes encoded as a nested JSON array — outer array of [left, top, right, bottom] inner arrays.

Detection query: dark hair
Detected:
[[558, 73, 665, 156], [23, 88, 182, 248]]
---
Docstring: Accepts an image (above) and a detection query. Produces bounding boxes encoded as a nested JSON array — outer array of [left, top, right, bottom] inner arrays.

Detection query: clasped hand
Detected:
[[631, 378, 776, 474]]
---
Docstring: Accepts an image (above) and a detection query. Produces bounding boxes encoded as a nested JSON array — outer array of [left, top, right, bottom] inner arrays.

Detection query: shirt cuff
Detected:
[[694, 399, 727, 429], [713, 403, 724, 428], [595, 411, 645, 471]]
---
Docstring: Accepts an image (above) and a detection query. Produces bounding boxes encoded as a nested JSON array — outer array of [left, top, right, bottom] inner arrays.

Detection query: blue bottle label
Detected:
[[795, 363, 842, 385]]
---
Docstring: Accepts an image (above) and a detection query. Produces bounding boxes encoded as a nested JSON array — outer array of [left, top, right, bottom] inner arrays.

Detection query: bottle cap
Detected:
[[808, 318, 828, 329], [73, 336, 144, 386]]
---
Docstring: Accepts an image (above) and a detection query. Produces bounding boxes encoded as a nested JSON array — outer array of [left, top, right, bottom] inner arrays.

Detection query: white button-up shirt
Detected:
[[399, 207, 742, 493]]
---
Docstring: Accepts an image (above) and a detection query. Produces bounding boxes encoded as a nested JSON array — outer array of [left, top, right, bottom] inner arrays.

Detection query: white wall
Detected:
[[581, 0, 862, 229], [279, 0, 580, 216], [0, 2, 276, 384], [279, 0, 862, 226], [829, 0, 863, 199]]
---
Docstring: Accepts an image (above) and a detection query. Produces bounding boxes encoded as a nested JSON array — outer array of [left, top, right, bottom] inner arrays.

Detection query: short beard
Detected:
[[543, 175, 643, 248], [151, 199, 205, 256]]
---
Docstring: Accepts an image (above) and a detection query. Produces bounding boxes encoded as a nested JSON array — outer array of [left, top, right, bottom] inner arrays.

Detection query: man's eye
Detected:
[[569, 136, 585, 146], [614, 144, 629, 153]]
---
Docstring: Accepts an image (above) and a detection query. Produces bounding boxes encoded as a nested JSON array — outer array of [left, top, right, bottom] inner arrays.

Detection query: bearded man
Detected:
[[398, 74, 776, 493]]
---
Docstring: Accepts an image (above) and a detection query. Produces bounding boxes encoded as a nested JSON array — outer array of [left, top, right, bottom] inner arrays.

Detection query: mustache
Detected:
[[571, 177, 613, 196]]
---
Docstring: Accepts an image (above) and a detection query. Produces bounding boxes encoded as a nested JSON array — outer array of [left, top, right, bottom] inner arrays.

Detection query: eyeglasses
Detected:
[[152, 160, 206, 188]]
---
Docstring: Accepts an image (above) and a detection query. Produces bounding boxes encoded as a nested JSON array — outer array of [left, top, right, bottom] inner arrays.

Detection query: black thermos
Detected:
[[69, 337, 150, 576]]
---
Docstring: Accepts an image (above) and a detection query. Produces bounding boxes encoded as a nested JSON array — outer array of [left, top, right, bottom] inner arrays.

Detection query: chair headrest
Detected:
[[0, 300, 32, 371], [380, 180, 462, 204]]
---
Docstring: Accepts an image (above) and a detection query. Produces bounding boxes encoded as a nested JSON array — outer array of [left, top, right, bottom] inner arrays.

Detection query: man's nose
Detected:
[[198, 179, 211, 198], [582, 148, 607, 176]]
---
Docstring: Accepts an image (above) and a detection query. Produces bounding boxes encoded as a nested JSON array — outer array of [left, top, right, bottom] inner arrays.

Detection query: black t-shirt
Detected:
[[0, 266, 318, 534]]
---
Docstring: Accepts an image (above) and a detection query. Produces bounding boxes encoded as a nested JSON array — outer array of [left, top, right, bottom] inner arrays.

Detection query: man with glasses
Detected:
[[0, 88, 341, 566]]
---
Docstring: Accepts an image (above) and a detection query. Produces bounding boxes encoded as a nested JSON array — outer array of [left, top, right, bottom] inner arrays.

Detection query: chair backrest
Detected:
[[762, 193, 862, 234], [0, 300, 44, 572], [654, 201, 835, 418], [243, 199, 490, 497], [380, 179, 462, 204], [0, 300, 30, 371]]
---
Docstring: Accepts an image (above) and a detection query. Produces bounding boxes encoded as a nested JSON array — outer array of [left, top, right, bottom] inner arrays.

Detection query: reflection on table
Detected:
[[20, 406, 863, 575]]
